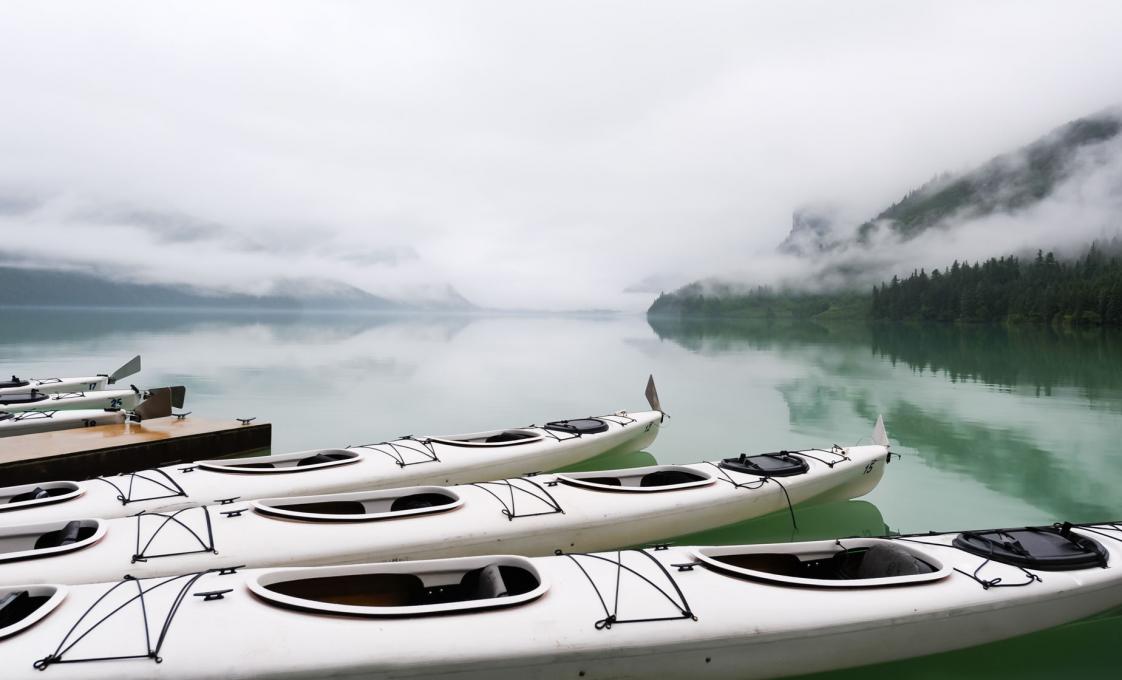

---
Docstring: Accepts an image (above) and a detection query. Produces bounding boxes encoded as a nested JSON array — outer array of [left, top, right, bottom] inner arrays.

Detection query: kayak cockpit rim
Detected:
[[248, 555, 548, 617], [691, 539, 951, 588], [0, 482, 84, 512], [0, 584, 68, 639], [555, 465, 716, 493], [0, 391, 50, 406], [195, 449, 361, 474], [425, 429, 543, 447], [0, 519, 104, 563], [252, 487, 464, 522]]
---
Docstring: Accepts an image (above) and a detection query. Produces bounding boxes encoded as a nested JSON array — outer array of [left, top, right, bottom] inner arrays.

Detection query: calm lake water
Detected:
[[3, 307, 1121, 677]]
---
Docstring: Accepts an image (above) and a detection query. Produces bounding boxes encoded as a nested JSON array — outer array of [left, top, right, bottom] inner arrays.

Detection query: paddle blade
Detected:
[[108, 355, 141, 384], [872, 415, 889, 447], [169, 386, 187, 409], [644, 374, 662, 413], [133, 387, 172, 421]]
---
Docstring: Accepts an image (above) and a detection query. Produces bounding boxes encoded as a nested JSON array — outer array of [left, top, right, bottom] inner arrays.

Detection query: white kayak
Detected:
[[0, 388, 142, 414], [0, 387, 184, 438], [0, 356, 141, 397], [0, 410, 663, 526], [0, 431, 889, 585], [0, 409, 127, 438], [2, 521, 1120, 679]]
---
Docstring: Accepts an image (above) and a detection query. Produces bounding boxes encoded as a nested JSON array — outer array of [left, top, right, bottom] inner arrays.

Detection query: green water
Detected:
[[3, 308, 1121, 677]]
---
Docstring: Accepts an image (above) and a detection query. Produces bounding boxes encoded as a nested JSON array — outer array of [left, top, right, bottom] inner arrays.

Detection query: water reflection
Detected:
[[649, 315, 1122, 526], [869, 322, 1122, 400], [1, 307, 1115, 677]]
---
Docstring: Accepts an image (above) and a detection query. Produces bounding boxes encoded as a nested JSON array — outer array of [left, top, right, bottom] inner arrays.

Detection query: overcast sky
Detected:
[[1, 1, 1121, 309]]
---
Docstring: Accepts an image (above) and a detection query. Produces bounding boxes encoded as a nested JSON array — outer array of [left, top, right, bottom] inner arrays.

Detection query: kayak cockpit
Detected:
[[253, 487, 463, 522], [1, 376, 30, 389], [249, 556, 548, 616], [427, 430, 543, 447], [556, 465, 715, 492], [0, 520, 103, 563], [196, 449, 360, 474], [0, 482, 84, 512], [719, 452, 809, 477], [0, 585, 67, 639], [693, 539, 951, 587], [0, 391, 49, 406]]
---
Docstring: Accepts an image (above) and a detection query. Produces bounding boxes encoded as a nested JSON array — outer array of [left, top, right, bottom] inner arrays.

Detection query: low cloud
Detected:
[[692, 116, 1122, 295], [1, 2, 1122, 309]]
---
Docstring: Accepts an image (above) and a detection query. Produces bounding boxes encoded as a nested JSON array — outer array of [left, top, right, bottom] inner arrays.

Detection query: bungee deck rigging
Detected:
[[3, 517, 1122, 679]]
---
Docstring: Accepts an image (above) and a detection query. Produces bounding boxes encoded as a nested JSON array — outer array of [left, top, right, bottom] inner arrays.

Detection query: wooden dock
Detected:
[[0, 416, 271, 485]]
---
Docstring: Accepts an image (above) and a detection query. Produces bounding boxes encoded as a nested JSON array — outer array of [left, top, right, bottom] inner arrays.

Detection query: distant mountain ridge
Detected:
[[651, 108, 1122, 316], [0, 266, 473, 311], [855, 112, 1121, 243]]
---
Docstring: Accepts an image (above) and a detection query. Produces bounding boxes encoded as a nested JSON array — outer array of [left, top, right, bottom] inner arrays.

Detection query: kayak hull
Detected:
[[0, 409, 125, 438], [0, 376, 110, 397], [0, 389, 140, 414], [0, 444, 888, 584], [2, 524, 1121, 679], [0, 410, 663, 525]]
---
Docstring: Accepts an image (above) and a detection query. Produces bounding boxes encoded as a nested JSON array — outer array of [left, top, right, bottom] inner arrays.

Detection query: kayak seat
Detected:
[[390, 493, 456, 512], [640, 470, 708, 487], [34, 521, 93, 550], [297, 452, 354, 466], [461, 564, 508, 599], [483, 431, 539, 444], [459, 564, 539, 600], [1, 377, 29, 389], [851, 544, 936, 579], [1, 590, 51, 629], [9, 487, 51, 504]]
